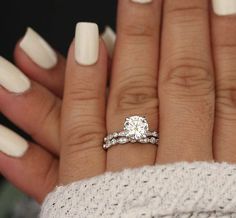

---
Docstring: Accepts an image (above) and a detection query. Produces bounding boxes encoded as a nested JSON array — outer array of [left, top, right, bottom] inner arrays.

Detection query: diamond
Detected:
[[140, 138, 149, 143], [150, 137, 156, 144], [113, 132, 118, 138], [124, 116, 149, 140], [107, 141, 112, 147], [153, 132, 158, 137], [119, 131, 126, 137], [111, 139, 117, 145], [118, 137, 128, 144], [107, 135, 113, 141]]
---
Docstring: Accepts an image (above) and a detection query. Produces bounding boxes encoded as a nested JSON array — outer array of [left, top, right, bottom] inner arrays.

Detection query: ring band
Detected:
[[103, 116, 159, 149]]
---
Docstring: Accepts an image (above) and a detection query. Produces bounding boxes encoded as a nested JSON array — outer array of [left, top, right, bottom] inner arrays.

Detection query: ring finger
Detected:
[[106, 0, 162, 171]]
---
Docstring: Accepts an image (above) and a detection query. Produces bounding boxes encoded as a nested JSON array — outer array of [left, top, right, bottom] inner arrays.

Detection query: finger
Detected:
[[0, 57, 61, 155], [102, 26, 116, 58], [157, 0, 215, 163], [60, 23, 107, 184], [0, 125, 58, 203], [14, 28, 66, 97], [106, 0, 161, 171], [102, 26, 116, 81], [211, 0, 236, 162]]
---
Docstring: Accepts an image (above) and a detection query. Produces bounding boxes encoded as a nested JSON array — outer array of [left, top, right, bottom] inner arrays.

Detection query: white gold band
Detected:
[[103, 132, 159, 149]]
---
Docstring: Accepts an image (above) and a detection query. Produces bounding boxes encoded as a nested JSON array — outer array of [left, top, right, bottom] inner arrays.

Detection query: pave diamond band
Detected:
[[103, 116, 159, 150]]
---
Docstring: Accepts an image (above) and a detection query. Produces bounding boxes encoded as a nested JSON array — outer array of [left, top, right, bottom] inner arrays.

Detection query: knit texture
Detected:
[[40, 162, 236, 218]]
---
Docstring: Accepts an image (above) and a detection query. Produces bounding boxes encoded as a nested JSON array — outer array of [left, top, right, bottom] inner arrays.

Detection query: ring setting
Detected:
[[103, 116, 159, 149]]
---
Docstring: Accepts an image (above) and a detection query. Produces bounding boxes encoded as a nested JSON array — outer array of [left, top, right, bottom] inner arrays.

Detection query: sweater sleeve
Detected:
[[40, 162, 236, 218]]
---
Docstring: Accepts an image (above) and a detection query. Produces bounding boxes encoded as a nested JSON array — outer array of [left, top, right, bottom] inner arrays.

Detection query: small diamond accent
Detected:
[[107, 135, 113, 141], [107, 141, 112, 147], [113, 132, 118, 138], [150, 137, 156, 144], [153, 132, 158, 137], [119, 131, 126, 137], [140, 138, 149, 143], [111, 139, 117, 145], [118, 137, 128, 144], [124, 116, 149, 140]]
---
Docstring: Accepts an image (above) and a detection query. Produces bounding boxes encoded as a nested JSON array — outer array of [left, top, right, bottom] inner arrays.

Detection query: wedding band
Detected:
[[103, 116, 159, 149]]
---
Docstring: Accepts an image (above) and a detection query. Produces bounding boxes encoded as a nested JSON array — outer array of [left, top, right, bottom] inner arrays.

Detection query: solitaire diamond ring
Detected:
[[103, 116, 159, 149]]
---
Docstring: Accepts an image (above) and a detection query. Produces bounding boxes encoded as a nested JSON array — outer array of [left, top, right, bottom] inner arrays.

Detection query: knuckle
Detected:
[[31, 96, 60, 138], [216, 79, 236, 121], [115, 67, 158, 111], [68, 80, 103, 103], [121, 20, 155, 39], [162, 64, 214, 98], [166, 5, 207, 24], [215, 42, 236, 54], [34, 157, 58, 202], [63, 121, 105, 152], [41, 97, 59, 124], [41, 159, 58, 195], [214, 41, 236, 52]]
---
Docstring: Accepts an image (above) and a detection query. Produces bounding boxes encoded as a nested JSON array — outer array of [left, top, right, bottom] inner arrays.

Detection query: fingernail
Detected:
[[212, 0, 236, 16], [0, 57, 31, 93], [102, 26, 116, 58], [20, 27, 58, 69], [0, 125, 28, 157], [131, 0, 152, 4], [75, 22, 99, 66]]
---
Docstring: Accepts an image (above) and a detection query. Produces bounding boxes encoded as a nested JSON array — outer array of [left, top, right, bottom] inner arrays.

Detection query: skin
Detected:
[[0, 0, 236, 203]]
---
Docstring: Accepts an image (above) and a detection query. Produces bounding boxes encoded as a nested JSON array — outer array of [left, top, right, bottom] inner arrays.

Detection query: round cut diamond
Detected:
[[111, 139, 117, 145], [150, 137, 156, 144], [124, 116, 149, 140], [113, 132, 118, 138]]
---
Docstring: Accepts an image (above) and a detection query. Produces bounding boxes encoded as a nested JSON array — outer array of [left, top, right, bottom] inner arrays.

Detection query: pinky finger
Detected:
[[0, 125, 58, 203]]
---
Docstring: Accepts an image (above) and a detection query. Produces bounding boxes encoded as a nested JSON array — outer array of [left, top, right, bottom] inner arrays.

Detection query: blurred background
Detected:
[[0, 0, 117, 217]]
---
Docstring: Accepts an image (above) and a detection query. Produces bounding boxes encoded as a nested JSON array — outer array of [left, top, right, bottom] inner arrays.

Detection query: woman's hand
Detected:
[[0, 28, 66, 202], [0, 0, 236, 203]]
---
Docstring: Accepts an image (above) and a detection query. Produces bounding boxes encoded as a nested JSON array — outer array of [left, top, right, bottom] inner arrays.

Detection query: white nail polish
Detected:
[[75, 22, 99, 66], [212, 0, 236, 16], [20, 27, 58, 69], [102, 26, 116, 58], [0, 57, 31, 93], [131, 0, 152, 4], [0, 125, 28, 157]]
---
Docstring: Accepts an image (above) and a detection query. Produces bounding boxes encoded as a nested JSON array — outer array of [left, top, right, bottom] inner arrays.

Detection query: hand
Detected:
[[0, 28, 66, 202], [0, 0, 235, 204]]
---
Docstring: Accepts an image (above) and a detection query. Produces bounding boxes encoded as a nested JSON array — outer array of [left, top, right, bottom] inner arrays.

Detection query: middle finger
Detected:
[[157, 0, 215, 163]]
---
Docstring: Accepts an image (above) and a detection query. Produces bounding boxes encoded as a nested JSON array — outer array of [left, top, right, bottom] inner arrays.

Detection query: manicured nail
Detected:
[[212, 0, 236, 16], [102, 26, 116, 58], [131, 0, 152, 4], [0, 57, 31, 93], [0, 125, 28, 157], [75, 22, 99, 66], [20, 27, 58, 69]]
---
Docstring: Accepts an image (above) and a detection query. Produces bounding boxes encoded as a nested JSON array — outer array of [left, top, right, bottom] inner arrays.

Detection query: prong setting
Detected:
[[103, 116, 159, 150]]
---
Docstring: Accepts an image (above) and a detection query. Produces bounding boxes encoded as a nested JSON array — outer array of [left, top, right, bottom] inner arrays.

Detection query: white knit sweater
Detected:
[[40, 162, 236, 217]]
